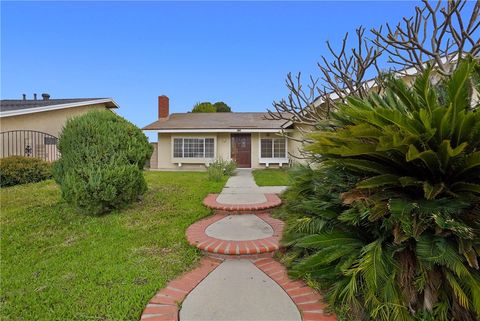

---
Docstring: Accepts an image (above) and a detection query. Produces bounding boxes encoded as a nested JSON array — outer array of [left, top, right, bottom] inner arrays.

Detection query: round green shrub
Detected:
[[53, 110, 153, 215], [0, 156, 52, 187]]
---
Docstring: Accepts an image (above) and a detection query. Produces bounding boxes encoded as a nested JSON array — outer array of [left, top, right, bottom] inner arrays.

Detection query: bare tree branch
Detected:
[[372, 0, 480, 76], [269, 0, 479, 151], [268, 26, 382, 129]]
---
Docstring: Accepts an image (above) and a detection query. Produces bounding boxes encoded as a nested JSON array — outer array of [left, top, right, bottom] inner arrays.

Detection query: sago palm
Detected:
[[284, 57, 480, 321]]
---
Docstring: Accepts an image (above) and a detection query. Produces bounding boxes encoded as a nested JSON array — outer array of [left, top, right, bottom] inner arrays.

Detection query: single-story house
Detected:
[[0, 93, 119, 161], [143, 96, 303, 170]]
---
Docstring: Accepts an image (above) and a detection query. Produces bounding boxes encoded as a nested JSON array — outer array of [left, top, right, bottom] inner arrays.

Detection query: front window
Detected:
[[173, 138, 214, 158], [260, 138, 286, 158]]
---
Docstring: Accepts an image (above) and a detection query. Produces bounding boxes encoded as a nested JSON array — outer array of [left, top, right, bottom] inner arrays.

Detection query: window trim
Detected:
[[171, 136, 216, 161], [258, 136, 289, 164]]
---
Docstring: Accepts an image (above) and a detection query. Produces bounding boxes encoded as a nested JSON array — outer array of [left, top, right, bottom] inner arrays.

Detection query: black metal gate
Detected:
[[0, 130, 60, 162]]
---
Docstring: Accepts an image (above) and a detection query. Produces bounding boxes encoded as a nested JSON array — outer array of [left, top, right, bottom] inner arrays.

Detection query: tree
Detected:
[[268, 0, 479, 144], [372, 0, 480, 76], [192, 102, 216, 113], [192, 101, 232, 112], [213, 101, 232, 112]]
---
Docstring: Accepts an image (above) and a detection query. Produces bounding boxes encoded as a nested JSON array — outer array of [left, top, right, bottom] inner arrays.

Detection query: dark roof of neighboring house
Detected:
[[0, 98, 117, 112], [0, 97, 119, 117], [143, 112, 292, 130]]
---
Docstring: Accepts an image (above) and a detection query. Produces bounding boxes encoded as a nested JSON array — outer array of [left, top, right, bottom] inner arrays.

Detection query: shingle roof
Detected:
[[143, 112, 291, 130], [0, 98, 116, 113]]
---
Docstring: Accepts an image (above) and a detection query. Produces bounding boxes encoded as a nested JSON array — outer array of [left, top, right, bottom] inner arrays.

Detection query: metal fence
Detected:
[[0, 130, 60, 162]]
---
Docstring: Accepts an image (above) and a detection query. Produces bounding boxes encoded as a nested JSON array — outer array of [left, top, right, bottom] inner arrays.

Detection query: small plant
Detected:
[[207, 164, 224, 182], [207, 159, 237, 181], [53, 110, 152, 215], [0, 156, 52, 187], [223, 159, 237, 176]]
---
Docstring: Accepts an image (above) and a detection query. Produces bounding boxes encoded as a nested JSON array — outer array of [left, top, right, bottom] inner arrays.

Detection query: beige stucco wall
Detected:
[[0, 104, 109, 137], [151, 130, 305, 170], [286, 129, 307, 165], [252, 133, 260, 168], [155, 133, 229, 170], [257, 131, 308, 168], [216, 133, 231, 161], [0, 104, 111, 160], [156, 133, 174, 169], [148, 142, 158, 168]]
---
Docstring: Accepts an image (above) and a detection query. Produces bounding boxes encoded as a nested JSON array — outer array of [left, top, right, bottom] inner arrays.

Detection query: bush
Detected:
[[282, 58, 480, 321], [53, 110, 153, 215], [207, 159, 237, 181], [0, 156, 52, 187]]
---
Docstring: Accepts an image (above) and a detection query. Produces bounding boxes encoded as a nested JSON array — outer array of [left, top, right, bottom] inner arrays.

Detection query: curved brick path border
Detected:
[[253, 257, 338, 321], [140, 170, 337, 321], [186, 213, 284, 255], [203, 193, 282, 211], [140, 256, 337, 321], [140, 257, 222, 321]]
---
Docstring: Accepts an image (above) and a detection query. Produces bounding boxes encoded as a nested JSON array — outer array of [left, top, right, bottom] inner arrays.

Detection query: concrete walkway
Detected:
[[140, 169, 337, 321], [205, 214, 274, 241], [180, 260, 301, 321], [181, 169, 300, 321], [216, 169, 287, 204]]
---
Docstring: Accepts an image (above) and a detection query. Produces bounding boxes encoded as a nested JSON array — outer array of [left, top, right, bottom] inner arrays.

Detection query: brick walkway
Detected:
[[140, 169, 337, 321]]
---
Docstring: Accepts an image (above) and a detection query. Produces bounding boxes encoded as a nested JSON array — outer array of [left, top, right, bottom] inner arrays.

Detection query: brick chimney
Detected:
[[158, 95, 169, 119]]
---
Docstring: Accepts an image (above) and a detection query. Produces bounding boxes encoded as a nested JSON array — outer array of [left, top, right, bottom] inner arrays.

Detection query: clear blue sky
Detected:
[[2, 1, 416, 141]]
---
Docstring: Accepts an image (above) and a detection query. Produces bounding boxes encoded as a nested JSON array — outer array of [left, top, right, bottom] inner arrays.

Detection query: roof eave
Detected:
[[0, 98, 119, 118], [142, 128, 294, 133]]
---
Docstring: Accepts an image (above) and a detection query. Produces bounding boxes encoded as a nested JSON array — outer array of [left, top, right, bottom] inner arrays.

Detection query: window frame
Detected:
[[171, 136, 216, 160], [259, 136, 288, 164]]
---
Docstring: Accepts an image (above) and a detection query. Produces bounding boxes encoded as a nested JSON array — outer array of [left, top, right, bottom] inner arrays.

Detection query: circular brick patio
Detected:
[[203, 193, 282, 212], [186, 213, 284, 255]]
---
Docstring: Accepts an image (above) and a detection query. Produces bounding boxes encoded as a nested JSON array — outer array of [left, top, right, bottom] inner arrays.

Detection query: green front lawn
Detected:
[[0, 171, 226, 321], [252, 168, 290, 186]]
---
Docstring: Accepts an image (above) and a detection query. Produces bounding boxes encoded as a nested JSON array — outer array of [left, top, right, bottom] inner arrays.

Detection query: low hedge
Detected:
[[0, 156, 52, 187]]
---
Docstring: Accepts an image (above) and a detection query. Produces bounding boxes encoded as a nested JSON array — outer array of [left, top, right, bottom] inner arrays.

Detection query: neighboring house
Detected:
[[143, 96, 303, 170], [0, 94, 119, 161]]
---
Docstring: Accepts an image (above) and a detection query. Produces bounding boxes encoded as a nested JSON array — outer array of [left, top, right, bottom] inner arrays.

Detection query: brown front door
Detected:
[[231, 134, 251, 168]]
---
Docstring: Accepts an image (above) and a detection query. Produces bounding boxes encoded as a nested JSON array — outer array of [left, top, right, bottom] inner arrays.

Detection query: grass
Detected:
[[252, 168, 290, 186], [0, 171, 226, 321]]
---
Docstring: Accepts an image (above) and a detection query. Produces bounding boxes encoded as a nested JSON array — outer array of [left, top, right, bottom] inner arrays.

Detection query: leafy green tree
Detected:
[[192, 102, 216, 113], [213, 101, 232, 112], [53, 110, 153, 215], [192, 101, 232, 112], [282, 58, 480, 321]]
